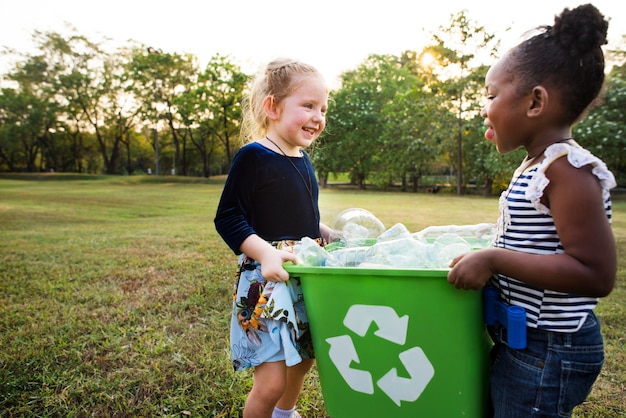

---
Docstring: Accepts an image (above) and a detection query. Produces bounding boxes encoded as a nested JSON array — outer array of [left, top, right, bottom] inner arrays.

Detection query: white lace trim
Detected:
[[526, 143, 617, 215], [497, 190, 509, 237]]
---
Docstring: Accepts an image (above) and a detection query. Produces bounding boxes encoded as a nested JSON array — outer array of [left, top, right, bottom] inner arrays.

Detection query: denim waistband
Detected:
[[489, 311, 600, 349]]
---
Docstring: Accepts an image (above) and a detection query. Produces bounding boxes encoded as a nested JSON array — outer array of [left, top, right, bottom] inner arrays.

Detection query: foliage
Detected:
[[574, 63, 626, 185], [421, 11, 501, 194], [1, 19, 626, 192], [376, 81, 452, 191], [0, 85, 56, 171], [0, 32, 246, 178], [316, 54, 419, 189], [128, 46, 199, 176], [190, 54, 249, 174]]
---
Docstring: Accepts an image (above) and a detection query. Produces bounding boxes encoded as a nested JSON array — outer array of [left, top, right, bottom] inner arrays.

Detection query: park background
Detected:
[[1, 1, 626, 416], [1, 2, 626, 196]]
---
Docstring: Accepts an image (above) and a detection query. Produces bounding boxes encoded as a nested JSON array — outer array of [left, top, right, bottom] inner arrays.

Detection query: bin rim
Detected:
[[284, 263, 450, 278]]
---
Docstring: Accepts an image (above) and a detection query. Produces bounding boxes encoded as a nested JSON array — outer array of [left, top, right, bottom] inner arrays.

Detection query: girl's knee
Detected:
[[251, 363, 288, 402], [247, 380, 285, 412]]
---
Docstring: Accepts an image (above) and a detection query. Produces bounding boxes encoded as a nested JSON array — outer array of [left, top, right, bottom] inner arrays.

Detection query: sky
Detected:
[[1, 0, 625, 87]]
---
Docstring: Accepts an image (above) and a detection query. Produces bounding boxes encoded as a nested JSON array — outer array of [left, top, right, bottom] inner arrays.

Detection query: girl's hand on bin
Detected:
[[447, 250, 494, 290], [260, 249, 298, 283]]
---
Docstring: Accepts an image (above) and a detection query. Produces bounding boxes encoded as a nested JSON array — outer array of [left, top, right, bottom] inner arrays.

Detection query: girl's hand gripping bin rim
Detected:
[[483, 286, 527, 349]]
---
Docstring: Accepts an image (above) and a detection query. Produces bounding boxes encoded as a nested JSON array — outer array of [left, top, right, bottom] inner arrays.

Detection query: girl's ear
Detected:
[[527, 86, 548, 118], [263, 96, 280, 120]]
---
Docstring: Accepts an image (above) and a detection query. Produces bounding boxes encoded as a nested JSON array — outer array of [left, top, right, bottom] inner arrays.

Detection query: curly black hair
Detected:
[[509, 4, 608, 124]]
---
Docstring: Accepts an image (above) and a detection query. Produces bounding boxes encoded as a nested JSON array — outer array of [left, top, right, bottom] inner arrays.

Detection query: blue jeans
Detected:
[[488, 312, 605, 418]]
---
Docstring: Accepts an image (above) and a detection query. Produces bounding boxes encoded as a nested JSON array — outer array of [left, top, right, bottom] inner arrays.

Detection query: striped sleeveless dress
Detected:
[[493, 141, 616, 332]]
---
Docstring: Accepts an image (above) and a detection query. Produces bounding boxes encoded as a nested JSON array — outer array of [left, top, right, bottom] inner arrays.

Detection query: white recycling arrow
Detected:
[[343, 304, 409, 345], [377, 346, 435, 406], [326, 335, 374, 394]]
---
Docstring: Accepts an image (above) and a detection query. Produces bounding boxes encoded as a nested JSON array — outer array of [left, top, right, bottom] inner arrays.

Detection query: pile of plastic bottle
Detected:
[[295, 208, 495, 269]]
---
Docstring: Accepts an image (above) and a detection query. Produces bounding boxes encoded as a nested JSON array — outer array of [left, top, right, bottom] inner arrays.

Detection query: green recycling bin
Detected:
[[285, 265, 490, 418]]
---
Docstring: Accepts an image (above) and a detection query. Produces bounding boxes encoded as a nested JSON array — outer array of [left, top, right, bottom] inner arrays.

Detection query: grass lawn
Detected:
[[0, 174, 624, 417]]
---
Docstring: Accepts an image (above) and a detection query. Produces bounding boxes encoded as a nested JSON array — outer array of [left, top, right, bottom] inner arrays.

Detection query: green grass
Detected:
[[0, 174, 624, 417]]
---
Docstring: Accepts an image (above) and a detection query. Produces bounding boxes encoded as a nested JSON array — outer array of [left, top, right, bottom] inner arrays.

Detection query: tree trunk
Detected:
[[483, 178, 493, 196], [456, 130, 463, 195]]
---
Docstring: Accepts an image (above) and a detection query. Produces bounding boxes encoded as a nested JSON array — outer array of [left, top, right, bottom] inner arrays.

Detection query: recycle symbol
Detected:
[[326, 304, 435, 406]]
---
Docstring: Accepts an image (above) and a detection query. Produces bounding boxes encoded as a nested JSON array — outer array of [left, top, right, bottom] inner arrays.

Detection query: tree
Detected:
[[422, 10, 501, 194], [128, 47, 197, 175], [0, 39, 63, 172], [68, 47, 138, 173], [574, 65, 626, 185], [319, 54, 418, 189], [377, 58, 453, 191], [0, 88, 48, 171], [193, 54, 248, 174], [18, 29, 144, 175]]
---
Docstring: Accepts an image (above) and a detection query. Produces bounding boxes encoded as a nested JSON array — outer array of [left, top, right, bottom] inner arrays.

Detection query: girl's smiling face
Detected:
[[481, 56, 533, 155], [268, 74, 328, 153]]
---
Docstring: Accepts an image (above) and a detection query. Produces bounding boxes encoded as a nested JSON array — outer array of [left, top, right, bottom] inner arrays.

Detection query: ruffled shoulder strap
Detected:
[[526, 142, 616, 215]]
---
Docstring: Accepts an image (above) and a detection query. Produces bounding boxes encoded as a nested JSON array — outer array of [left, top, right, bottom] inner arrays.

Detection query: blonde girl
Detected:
[[215, 58, 334, 418]]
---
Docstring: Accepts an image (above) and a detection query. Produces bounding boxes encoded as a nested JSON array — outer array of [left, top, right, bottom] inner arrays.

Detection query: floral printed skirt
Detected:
[[230, 248, 315, 372]]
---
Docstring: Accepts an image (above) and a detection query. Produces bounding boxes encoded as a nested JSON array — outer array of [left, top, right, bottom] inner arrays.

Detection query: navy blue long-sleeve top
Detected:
[[214, 142, 322, 255]]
